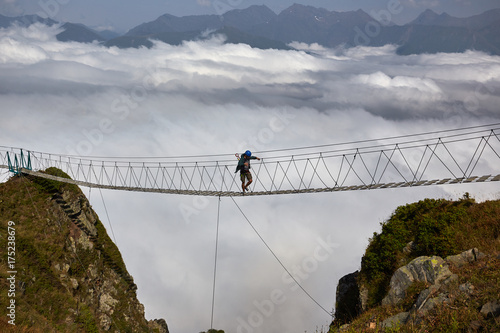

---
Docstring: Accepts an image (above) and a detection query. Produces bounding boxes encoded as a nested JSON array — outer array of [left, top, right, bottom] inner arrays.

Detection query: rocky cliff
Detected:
[[331, 196, 500, 332], [0, 168, 168, 332]]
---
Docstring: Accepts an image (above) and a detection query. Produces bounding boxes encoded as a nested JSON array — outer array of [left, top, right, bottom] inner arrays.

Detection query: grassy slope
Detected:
[[0, 169, 150, 332]]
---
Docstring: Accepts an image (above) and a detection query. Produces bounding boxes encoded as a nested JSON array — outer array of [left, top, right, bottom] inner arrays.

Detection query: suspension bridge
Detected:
[[1, 124, 500, 196], [2, 123, 500, 328]]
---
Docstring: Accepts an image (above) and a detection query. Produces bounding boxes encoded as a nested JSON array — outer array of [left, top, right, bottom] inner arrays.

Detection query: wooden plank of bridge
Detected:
[[476, 175, 491, 182], [464, 176, 478, 183]]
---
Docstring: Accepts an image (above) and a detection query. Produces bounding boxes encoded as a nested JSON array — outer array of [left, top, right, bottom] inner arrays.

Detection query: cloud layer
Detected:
[[1, 24, 499, 333]]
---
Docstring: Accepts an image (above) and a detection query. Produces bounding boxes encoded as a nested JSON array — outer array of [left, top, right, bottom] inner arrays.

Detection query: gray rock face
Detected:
[[382, 312, 409, 329], [480, 300, 500, 319], [149, 318, 170, 333], [445, 248, 485, 267], [382, 256, 452, 306], [414, 284, 440, 310], [418, 293, 450, 315], [458, 281, 475, 295], [334, 271, 362, 325]]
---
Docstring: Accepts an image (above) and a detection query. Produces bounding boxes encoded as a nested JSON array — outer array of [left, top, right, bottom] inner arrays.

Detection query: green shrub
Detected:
[[76, 305, 99, 333]]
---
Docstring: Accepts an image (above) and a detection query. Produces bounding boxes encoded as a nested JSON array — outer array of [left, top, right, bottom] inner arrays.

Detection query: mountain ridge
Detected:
[[1, 5, 500, 54], [410, 8, 500, 29]]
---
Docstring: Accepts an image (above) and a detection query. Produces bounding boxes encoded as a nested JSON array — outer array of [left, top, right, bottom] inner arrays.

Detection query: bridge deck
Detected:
[[4, 167, 497, 197]]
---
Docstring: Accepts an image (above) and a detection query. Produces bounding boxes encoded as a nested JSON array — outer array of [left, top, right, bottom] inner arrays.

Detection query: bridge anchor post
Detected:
[[7, 149, 32, 175]]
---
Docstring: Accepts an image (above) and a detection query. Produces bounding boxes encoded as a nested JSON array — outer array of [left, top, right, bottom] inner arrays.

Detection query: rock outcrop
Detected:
[[149, 318, 170, 333], [332, 248, 497, 331], [445, 248, 486, 267], [480, 300, 500, 319], [378, 249, 488, 329], [333, 271, 362, 326], [381, 255, 454, 306]]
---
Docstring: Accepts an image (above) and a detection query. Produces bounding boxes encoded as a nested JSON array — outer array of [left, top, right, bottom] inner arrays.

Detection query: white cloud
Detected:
[[352, 71, 442, 92], [0, 24, 499, 333]]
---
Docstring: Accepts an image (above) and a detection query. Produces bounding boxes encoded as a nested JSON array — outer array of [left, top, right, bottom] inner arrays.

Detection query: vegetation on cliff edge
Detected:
[[331, 194, 500, 332]]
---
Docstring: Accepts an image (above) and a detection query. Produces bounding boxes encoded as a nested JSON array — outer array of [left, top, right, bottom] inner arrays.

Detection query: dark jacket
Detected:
[[235, 154, 257, 173]]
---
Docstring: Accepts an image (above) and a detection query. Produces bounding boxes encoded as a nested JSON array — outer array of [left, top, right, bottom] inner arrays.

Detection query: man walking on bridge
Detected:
[[235, 150, 260, 193]]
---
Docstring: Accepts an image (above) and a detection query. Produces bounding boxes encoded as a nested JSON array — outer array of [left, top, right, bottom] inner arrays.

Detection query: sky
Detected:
[[0, 14, 500, 333], [0, 0, 500, 32]]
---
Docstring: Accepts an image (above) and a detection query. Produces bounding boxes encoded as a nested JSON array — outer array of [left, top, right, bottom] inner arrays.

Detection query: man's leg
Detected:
[[245, 172, 253, 191], [241, 172, 246, 192]]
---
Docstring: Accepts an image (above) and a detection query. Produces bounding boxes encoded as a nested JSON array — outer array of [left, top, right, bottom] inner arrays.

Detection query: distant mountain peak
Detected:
[[231, 4, 275, 13], [222, 5, 276, 30], [159, 13, 179, 19], [410, 9, 456, 26], [415, 9, 440, 20], [285, 3, 328, 12], [422, 8, 439, 15], [278, 3, 333, 20], [0, 13, 58, 28]]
